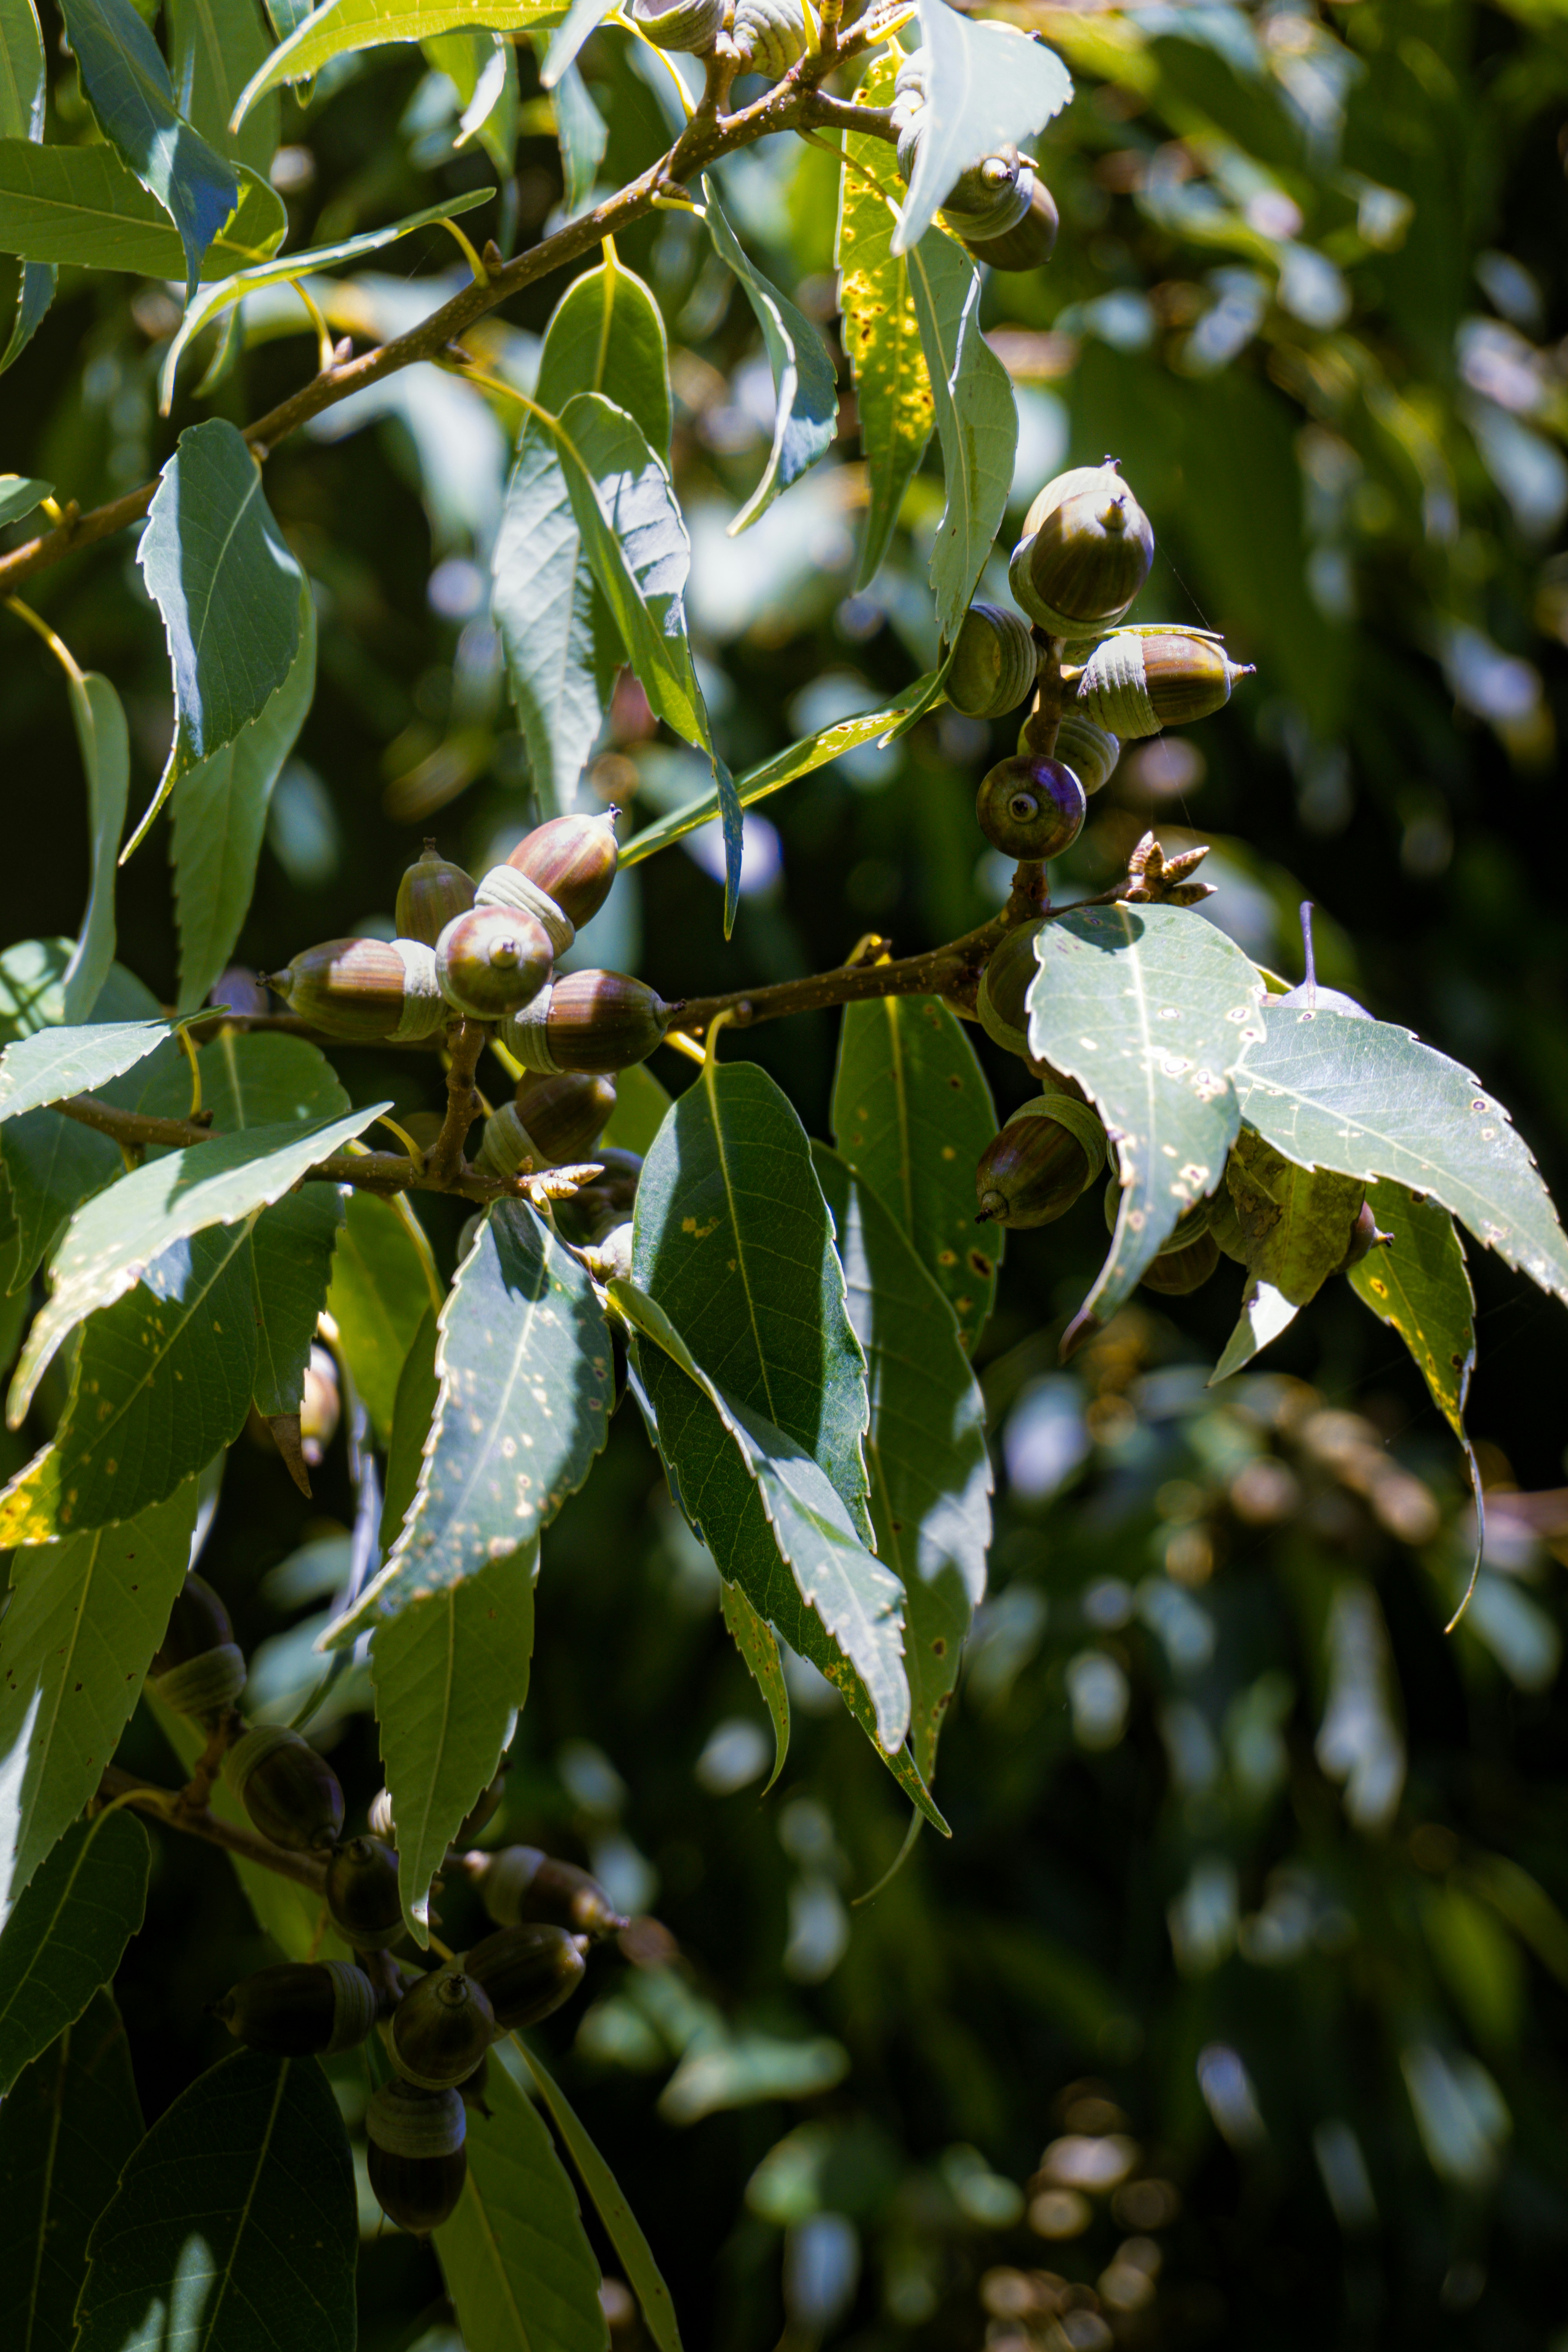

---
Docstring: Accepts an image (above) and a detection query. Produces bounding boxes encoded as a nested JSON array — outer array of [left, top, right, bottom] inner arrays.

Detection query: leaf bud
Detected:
[[463, 1923, 589, 2030], [436, 906, 554, 1021], [1013, 460, 1155, 635], [367, 1787, 397, 1843], [325, 1835, 404, 1949], [556, 1150, 642, 1248], [962, 176, 1059, 272], [503, 971, 673, 1076], [211, 1959, 377, 2056], [1032, 708, 1121, 796], [389, 1964, 497, 2089], [947, 602, 1038, 720], [975, 755, 1086, 861], [1138, 1230, 1221, 1294], [396, 840, 477, 947], [1071, 626, 1254, 738], [147, 1573, 245, 1721], [629, 0, 723, 51], [472, 1844, 629, 1938], [366, 2081, 467, 2235], [731, 0, 809, 78], [221, 1722, 345, 1853], [975, 1097, 1107, 1228], [266, 938, 448, 1042]]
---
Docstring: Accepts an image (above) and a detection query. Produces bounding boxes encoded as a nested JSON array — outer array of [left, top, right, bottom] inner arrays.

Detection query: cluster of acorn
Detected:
[[265, 813, 672, 1080], [147, 1570, 626, 2236], [890, 48, 1060, 272]]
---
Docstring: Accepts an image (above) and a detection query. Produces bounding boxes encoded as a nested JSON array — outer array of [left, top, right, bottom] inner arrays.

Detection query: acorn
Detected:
[[630, 0, 722, 49], [463, 1923, 590, 2029], [963, 176, 1059, 272], [515, 1072, 617, 1165], [1011, 460, 1155, 637], [1336, 1201, 1391, 1274], [221, 1723, 345, 1853], [396, 840, 477, 947], [947, 602, 1038, 720], [265, 938, 448, 1042], [555, 1150, 642, 1249], [436, 906, 553, 1021], [508, 813, 620, 933], [977, 919, 1046, 1049], [365, 1772, 506, 1851], [731, 0, 808, 77], [503, 971, 672, 1076], [472, 1845, 629, 1938], [211, 1960, 377, 2056], [975, 755, 1086, 861], [389, 1965, 497, 2089], [366, 2081, 467, 2236], [1139, 1230, 1221, 1294], [939, 152, 1034, 243], [1070, 626, 1254, 738], [147, 1572, 246, 1721], [325, 1836, 403, 1949], [1026, 707, 1121, 797], [975, 1098, 1107, 1229]]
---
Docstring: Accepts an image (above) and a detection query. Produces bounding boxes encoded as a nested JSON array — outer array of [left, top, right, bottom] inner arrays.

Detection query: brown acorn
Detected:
[[976, 1101, 1106, 1229], [147, 1573, 246, 1721], [396, 840, 477, 946], [211, 1960, 377, 2056], [456, 1774, 507, 1846], [389, 1965, 497, 2089], [505, 971, 672, 1075], [946, 602, 1038, 720], [506, 813, 620, 932], [266, 939, 416, 1042], [514, 1071, 618, 1166], [963, 176, 1060, 272], [366, 2081, 467, 2236], [1012, 460, 1155, 636], [1139, 1230, 1221, 1294], [472, 1844, 629, 1938], [463, 1923, 589, 2029], [975, 755, 1086, 861], [1071, 627, 1254, 737], [221, 1723, 345, 1854], [325, 1836, 403, 1949], [436, 906, 553, 1021]]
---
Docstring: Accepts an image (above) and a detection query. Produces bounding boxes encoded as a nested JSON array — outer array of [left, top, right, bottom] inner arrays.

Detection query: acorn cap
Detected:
[[367, 2078, 467, 2161], [514, 1072, 618, 1167], [976, 1098, 1107, 1229], [1020, 460, 1155, 633], [146, 1644, 246, 1720], [947, 602, 1038, 720], [473, 1845, 628, 1937], [396, 840, 477, 947], [977, 920, 1047, 1048], [629, 0, 723, 51], [1071, 626, 1254, 738], [211, 1959, 377, 2056], [267, 938, 412, 1042], [325, 1836, 404, 1949], [962, 176, 1059, 272], [507, 813, 620, 933], [436, 906, 553, 1021], [389, 1965, 497, 2089], [463, 1922, 589, 2029], [1042, 708, 1122, 796], [221, 1722, 345, 1854], [1138, 1230, 1221, 1294], [975, 755, 1086, 862]]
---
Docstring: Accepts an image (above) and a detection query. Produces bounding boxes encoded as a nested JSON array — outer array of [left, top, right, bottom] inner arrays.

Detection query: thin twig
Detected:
[[98, 1764, 328, 1895]]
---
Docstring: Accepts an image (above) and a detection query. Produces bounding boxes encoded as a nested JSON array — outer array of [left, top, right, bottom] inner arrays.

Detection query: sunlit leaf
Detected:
[[895, 1, 1073, 257], [234, 0, 567, 120], [906, 225, 1017, 642], [702, 176, 837, 534], [0, 1018, 171, 1122], [1348, 1179, 1475, 1438]]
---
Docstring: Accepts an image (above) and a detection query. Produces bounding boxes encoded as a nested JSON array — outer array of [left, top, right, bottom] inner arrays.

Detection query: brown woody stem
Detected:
[[98, 1764, 328, 1895]]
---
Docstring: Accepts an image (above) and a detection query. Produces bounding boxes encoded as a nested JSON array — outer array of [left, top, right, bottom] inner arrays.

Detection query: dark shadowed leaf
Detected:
[[325, 1186, 440, 1445], [720, 1580, 790, 1793], [167, 0, 278, 176], [1349, 1180, 1476, 1438], [0, 1811, 149, 2091]]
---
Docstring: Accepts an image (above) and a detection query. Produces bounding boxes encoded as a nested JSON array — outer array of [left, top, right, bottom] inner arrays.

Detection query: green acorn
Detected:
[[1024, 708, 1121, 797], [976, 920, 1045, 1057], [147, 1573, 246, 1722], [515, 1072, 617, 1165], [731, 0, 808, 78], [463, 1924, 589, 2029], [1139, 1230, 1221, 1294], [629, 0, 723, 49], [325, 1836, 403, 1949], [1011, 460, 1155, 637], [975, 755, 1086, 861], [435, 906, 554, 1021], [221, 1723, 345, 1854], [940, 152, 1034, 243], [211, 1960, 377, 2056], [396, 840, 476, 947], [963, 177, 1059, 272], [266, 938, 448, 1043], [389, 1965, 497, 2089], [366, 2081, 467, 2236], [975, 1097, 1107, 1229], [1336, 1201, 1392, 1273], [472, 1844, 628, 1938], [947, 603, 1038, 720], [503, 972, 673, 1076], [1069, 626, 1254, 737]]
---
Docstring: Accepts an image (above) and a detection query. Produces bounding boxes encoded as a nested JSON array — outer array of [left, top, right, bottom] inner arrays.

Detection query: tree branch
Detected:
[[0, 40, 900, 600], [98, 1764, 329, 1895]]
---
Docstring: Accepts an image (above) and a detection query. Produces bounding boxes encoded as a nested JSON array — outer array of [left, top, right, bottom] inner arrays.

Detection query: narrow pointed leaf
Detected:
[[167, 0, 278, 175], [0, 472, 51, 526], [1212, 1276, 1299, 1382], [373, 1543, 535, 1940], [1235, 1004, 1568, 1308], [0, 1811, 149, 2093], [379, 1305, 439, 1548], [836, 51, 933, 586], [0, 0, 45, 144], [1348, 1180, 1475, 1438], [131, 417, 303, 849], [0, 1109, 122, 1295], [0, 141, 284, 273], [9, 1101, 387, 1421], [60, 676, 130, 1026], [1026, 904, 1265, 1330], [906, 225, 1017, 642], [0, 1989, 144, 2352], [0, 1486, 198, 1928], [553, 60, 606, 210], [234, 0, 568, 119], [703, 177, 837, 533], [0, 259, 53, 371], [74, 2048, 356, 2352], [720, 1580, 790, 1793], [831, 994, 1001, 1354], [814, 1144, 991, 1779], [540, 0, 618, 87], [0, 1018, 171, 1122], [435, 2038, 610, 2352], [895, 1, 1072, 257], [330, 1199, 610, 1646], [325, 1187, 440, 1445]]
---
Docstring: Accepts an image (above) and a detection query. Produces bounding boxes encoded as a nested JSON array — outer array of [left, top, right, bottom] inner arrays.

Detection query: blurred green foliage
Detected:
[[2, 0, 1566, 2345]]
